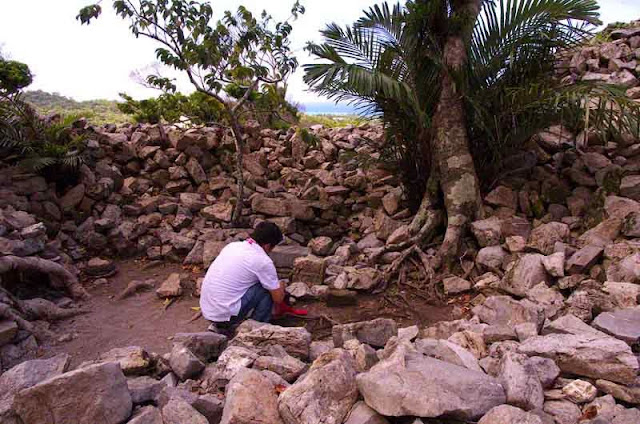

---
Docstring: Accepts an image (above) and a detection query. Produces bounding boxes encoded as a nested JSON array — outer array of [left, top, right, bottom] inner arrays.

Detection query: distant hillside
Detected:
[[23, 90, 131, 125]]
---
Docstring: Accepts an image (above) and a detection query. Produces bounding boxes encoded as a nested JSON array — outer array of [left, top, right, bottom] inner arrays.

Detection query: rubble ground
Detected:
[[42, 259, 456, 368]]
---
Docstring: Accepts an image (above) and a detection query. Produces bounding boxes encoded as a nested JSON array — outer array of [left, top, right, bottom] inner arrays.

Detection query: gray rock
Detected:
[[13, 362, 132, 424], [524, 357, 559, 390], [354, 343, 378, 372], [476, 245, 508, 269], [527, 222, 570, 255], [541, 314, 607, 337], [0, 320, 18, 347], [221, 368, 283, 424], [356, 342, 505, 420], [541, 252, 565, 277], [98, 346, 151, 376], [471, 216, 503, 247], [309, 340, 333, 361], [500, 254, 550, 297], [473, 296, 545, 329], [279, 349, 358, 424], [562, 379, 597, 404], [591, 306, 640, 345], [170, 344, 205, 381], [156, 273, 183, 298], [0, 354, 70, 423], [566, 245, 603, 274], [344, 401, 389, 424], [162, 396, 209, 424], [518, 333, 639, 385], [415, 338, 482, 371], [498, 352, 544, 411], [443, 276, 472, 294], [543, 400, 581, 424], [620, 175, 640, 200], [595, 378, 640, 405], [333, 318, 397, 348], [613, 408, 640, 424], [478, 405, 546, 424], [172, 332, 227, 362], [127, 376, 165, 404], [128, 406, 163, 424], [253, 351, 308, 383], [231, 322, 312, 360], [193, 394, 224, 424]]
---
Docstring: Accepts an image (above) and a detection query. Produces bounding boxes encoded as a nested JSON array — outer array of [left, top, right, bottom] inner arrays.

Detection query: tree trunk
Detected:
[[227, 112, 246, 226], [429, 0, 484, 268]]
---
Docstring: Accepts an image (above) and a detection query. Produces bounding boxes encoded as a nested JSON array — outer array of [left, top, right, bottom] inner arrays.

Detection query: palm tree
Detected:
[[304, 0, 639, 268]]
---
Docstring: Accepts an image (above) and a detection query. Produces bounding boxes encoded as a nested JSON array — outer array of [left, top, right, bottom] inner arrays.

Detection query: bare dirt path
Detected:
[[43, 259, 458, 368]]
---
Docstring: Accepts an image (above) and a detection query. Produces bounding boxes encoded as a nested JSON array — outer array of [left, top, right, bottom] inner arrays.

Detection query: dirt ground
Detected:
[[43, 259, 458, 367]]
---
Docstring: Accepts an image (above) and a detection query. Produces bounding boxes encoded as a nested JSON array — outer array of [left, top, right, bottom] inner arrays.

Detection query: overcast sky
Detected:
[[1, 0, 639, 105]]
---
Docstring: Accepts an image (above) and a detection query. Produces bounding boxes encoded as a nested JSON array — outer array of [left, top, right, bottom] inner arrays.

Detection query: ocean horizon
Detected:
[[299, 102, 360, 116]]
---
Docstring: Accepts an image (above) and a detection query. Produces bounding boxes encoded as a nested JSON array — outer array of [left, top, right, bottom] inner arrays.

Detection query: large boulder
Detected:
[[526, 222, 570, 255], [473, 296, 545, 329], [518, 333, 639, 385], [172, 332, 227, 362], [332, 318, 397, 348], [278, 349, 358, 424], [230, 322, 312, 360], [497, 353, 544, 411], [344, 401, 390, 424], [169, 343, 205, 381], [253, 348, 308, 383], [162, 396, 209, 424], [414, 338, 482, 371], [97, 346, 151, 376], [591, 306, 640, 345], [13, 362, 132, 424], [478, 405, 546, 424], [500, 254, 549, 297], [220, 368, 283, 424], [356, 342, 505, 420], [0, 354, 70, 423]]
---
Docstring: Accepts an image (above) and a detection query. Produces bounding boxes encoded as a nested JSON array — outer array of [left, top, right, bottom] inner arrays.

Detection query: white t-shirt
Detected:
[[200, 240, 279, 322]]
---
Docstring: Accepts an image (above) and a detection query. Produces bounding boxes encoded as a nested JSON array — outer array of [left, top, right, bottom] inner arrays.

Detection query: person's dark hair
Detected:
[[251, 221, 283, 247]]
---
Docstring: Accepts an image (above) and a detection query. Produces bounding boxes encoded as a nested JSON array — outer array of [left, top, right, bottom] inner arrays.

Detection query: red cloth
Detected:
[[274, 302, 308, 318]]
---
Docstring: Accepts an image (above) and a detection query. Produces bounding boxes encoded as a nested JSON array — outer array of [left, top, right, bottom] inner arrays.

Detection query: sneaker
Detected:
[[207, 322, 234, 338]]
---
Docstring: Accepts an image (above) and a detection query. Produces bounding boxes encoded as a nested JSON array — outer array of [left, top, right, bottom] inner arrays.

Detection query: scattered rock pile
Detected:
[[0, 311, 637, 424], [558, 21, 640, 91], [1, 22, 640, 424]]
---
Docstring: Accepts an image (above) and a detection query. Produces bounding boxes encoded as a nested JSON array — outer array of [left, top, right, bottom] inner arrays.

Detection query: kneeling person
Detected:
[[200, 221, 285, 334]]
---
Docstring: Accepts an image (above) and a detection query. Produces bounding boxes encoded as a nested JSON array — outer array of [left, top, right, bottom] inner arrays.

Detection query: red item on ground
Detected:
[[274, 302, 308, 318]]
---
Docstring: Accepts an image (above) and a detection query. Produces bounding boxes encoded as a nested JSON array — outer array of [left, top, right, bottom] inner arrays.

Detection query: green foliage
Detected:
[[300, 113, 372, 128], [296, 127, 318, 148], [592, 20, 637, 43], [23, 90, 131, 125], [117, 91, 224, 125], [0, 59, 33, 94], [0, 93, 87, 177], [78, 0, 304, 127], [304, 0, 640, 207]]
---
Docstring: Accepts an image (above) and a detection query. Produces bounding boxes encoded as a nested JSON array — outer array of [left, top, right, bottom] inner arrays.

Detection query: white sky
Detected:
[[1, 0, 639, 105]]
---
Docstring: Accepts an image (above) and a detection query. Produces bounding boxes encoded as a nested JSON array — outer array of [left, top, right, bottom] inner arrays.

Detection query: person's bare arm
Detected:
[[269, 281, 285, 304]]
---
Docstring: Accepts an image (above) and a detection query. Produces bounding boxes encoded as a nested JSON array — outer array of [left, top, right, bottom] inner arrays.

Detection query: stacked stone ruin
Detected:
[[1, 23, 640, 424]]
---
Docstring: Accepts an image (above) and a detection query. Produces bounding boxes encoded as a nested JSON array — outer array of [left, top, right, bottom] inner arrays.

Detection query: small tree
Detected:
[[0, 56, 33, 96], [78, 0, 305, 224]]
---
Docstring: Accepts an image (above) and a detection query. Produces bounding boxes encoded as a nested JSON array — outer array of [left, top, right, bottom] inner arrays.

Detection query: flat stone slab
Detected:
[[592, 306, 640, 345]]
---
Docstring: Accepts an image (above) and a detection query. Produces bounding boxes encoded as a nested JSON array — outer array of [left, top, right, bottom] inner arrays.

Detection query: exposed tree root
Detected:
[[23, 298, 89, 321], [118, 279, 155, 300], [375, 244, 445, 307], [0, 255, 89, 299], [0, 302, 55, 341]]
